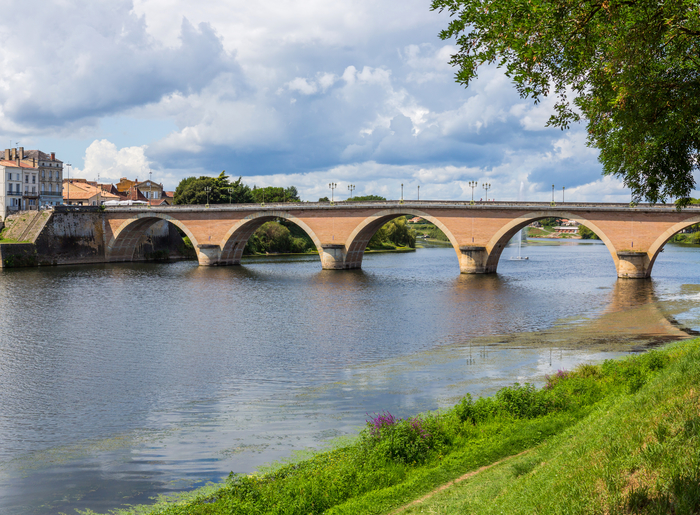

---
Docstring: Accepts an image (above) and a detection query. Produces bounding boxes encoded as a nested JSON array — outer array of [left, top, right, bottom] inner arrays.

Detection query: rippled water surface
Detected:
[[1, 240, 700, 514]]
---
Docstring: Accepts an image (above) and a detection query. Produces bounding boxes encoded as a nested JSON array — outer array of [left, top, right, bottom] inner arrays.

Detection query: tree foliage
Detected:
[[348, 195, 387, 202], [251, 186, 300, 204], [174, 174, 303, 205], [368, 218, 417, 249], [539, 217, 564, 228], [244, 221, 315, 254], [578, 224, 599, 239], [432, 0, 700, 206], [174, 172, 254, 205]]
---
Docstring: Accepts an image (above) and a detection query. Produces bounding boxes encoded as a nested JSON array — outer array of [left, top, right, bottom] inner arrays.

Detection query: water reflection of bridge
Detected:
[[86, 201, 700, 278], [451, 276, 692, 351]]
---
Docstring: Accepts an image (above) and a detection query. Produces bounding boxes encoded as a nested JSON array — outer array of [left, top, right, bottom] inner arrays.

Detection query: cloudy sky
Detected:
[[0, 0, 644, 202]]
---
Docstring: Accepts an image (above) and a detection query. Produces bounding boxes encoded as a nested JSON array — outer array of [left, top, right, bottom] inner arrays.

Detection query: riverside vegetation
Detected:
[[95, 338, 700, 515]]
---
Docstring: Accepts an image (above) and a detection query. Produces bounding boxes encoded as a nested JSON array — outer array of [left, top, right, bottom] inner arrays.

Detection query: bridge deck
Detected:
[[55, 201, 700, 214]]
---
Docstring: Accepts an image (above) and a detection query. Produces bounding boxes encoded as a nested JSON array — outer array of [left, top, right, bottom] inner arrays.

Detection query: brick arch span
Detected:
[[343, 209, 461, 269], [484, 211, 618, 273], [646, 214, 700, 278], [218, 211, 324, 266], [106, 213, 200, 263]]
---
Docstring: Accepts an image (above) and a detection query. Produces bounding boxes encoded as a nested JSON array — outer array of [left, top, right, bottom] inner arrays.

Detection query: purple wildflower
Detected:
[[544, 369, 570, 390], [409, 418, 430, 440], [366, 411, 399, 438]]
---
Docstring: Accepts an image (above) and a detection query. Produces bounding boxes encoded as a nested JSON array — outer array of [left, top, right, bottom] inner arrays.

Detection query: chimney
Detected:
[[51, 152, 55, 161], [4, 149, 9, 160], [19, 147, 24, 158], [10, 148, 15, 160]]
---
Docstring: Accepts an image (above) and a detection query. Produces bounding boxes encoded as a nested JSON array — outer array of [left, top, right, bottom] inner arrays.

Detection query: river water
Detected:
[[1, 240, 700, 514]]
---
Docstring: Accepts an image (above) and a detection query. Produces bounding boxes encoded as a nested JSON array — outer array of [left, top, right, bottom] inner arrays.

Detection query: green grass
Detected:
[[527, 226, 556, 237], [87, 340, 700, 515], [399, 342, 700, 514], [0, 238, 30, 244], [411, 223, 449, 242]]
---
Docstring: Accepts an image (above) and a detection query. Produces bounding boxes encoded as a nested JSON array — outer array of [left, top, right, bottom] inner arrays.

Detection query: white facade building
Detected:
[[1, 161, 29, 220]]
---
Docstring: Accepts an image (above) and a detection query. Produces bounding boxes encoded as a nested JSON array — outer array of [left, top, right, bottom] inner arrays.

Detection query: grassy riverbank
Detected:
[[95, 339, 700, 515]]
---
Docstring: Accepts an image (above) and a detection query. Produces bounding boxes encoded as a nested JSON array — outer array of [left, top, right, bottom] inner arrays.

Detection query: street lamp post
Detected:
[[329, 182, 337, 204], [66, 163, 71, 205], [347, 184, 355, 198], [551, 184, 555, 206], [483, 182, 491, 202], [562, 186, 565, 203], [227, 187, 234, 204], [400, 183, 404, 204], [417, 185, 420, 201], [97, 173, 101, 207], [204, 186, 211, 208], [468, 181, 477, 205]]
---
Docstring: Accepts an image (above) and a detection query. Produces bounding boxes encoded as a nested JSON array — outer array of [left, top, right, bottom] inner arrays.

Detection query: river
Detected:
[[1, 239, 699, 514]]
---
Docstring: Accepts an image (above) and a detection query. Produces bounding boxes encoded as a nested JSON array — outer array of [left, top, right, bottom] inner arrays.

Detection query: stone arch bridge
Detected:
[[93, 200, 700, 279]]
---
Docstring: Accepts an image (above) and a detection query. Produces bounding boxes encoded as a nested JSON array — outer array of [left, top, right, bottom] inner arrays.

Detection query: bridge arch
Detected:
[[646, 214, 700, 278], [343, 208, 461, 269], [218, 211, 324, 265], [485, 211, 618, 273], [106, 213, 200, 263]]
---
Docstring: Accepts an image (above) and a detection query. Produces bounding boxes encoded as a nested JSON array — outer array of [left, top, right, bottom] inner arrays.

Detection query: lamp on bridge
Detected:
[[417, 185, 420, 201], [226, 187, 234, 204], [482, 182, 491, 202], [66, 164, 72, 205], [468, 181, 477, 205], [400, 183, 404, 204], [562, 186, 565, 203], [347, 184, 355, 199], [329, 182, 337, 205], [204, 186, 211, 208], [551, 184, 556, 206]]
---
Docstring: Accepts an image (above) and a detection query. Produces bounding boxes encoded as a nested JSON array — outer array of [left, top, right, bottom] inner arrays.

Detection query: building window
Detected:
[[32, 175, 35, 184], [32, 186, 36, 193], [15, 184, 19, 193], [25, 175, 28, 183], [42, 170, 45, 178]]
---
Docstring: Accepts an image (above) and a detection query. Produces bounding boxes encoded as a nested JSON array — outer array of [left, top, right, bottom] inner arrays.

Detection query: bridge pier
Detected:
[[319, 244, 351, 270], [197, 244, 222, 266], [459, 246, 493, 274], [616, 251, 650, 279]]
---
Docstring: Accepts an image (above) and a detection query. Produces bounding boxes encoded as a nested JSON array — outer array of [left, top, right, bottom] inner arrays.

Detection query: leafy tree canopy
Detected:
[[432, 0, 700, 206], [174, 173, 302, 205], [348, 195, 387, 202], [174, 172, 255, 205], [251, 186, 301, 204], [578, 224, 599, 239]]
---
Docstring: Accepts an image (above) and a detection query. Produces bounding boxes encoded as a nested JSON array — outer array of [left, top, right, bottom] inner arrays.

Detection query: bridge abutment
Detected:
[[616, 251, 650, 279]]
